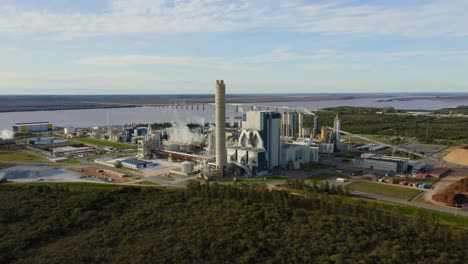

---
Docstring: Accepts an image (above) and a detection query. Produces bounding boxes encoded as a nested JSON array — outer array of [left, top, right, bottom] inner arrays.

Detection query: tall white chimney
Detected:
[[215, 80, 227, 176]]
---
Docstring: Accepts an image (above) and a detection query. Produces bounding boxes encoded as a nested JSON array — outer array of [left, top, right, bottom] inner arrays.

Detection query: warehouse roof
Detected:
[[14, 122, 51, 125], [121, 159, 153, 166]]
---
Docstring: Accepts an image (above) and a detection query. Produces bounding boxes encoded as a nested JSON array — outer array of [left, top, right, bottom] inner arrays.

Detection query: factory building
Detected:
[[137, 125, 161, 159], [124, 128, 134, 142], [313, 115, 319, 138], [319, 143, 334, 154], [279, 111, 316, 139], [282, 112, 301, 138], [27, 137, 67, 145], [281, 144, 312, 169], [356, 154, 409, 173], [121, 159, 154, 170], [134, 127, 148, 137], [310, 146, 320, 162], [242, 111, 281, 168], [228, 130, 269, 176], [13, 122, 53, 133], [52, 146, 95, 158]]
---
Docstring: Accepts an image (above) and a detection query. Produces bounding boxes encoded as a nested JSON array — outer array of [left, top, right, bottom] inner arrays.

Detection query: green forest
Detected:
[[1, 182, 467, 263], [303, 106, 468, 144]]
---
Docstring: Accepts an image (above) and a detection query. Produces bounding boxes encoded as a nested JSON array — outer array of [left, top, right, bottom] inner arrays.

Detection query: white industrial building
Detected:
[[121, 159, 154, 170], [241, 111, 281, 168], [13, 122, 53, 133], [52, 146, 95, 158], [227, 110, 320, 176], [227, 111, 282, 177], [281, 144, 311, 169], [64, 127, 77, 135], [137, 125, 161, 159]]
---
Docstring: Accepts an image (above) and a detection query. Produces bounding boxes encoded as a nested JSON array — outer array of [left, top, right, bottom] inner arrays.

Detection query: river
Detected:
[[1, 97, 467, 130]]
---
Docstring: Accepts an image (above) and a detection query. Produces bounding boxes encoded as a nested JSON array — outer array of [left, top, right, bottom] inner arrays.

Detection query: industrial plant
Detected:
[[4, 78, 446, 187], [1, 79, 466, 218], [109, 79, 349, 180]]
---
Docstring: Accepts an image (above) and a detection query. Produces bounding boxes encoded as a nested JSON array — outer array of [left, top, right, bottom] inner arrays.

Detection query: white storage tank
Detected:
[[64, 127, 77, 134], [181, 161, 194, 174]]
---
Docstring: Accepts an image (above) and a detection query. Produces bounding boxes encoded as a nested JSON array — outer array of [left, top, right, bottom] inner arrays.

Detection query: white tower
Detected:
[[334, 113, 341, 143], [215, 80, 227, 177]]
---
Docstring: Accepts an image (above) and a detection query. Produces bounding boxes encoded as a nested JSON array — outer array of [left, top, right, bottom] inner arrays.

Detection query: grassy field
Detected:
[[0, 151, 43, 163], [347, 181, 422, 200], [0, 162, 12, 168], [383, 151, 423, 160], [135, 180, 160, 185], [383, 176, 439, 186], [343, 196, 468, 227], [75, 138, 137, 149]]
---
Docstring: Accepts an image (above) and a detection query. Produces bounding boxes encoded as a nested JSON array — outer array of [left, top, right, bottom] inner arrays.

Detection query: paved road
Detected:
[[350, 191, 468, 216]]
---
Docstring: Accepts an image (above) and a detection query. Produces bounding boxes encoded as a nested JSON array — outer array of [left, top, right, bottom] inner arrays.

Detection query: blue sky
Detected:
[[0, 0, 467, 94]]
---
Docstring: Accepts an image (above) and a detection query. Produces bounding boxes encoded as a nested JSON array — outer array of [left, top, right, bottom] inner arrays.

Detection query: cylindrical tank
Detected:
[[64, 127, 76, 134], [181, 161, 194, 174]]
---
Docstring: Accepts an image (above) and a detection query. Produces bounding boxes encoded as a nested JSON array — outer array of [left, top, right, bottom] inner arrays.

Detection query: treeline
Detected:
[[285, 178, 349, 195], [304, 106, 468, 143], [130, 122, 212, 130], [0, 183, 467, 263], [131, 122, 172, 130], [435, 105, 468, 115]]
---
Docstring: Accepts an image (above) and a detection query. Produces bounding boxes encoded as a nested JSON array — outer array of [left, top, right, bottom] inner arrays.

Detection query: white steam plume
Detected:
[[0, 130, 14, 140], [297, 107, 315, 115], [167, 122, 204, 144]]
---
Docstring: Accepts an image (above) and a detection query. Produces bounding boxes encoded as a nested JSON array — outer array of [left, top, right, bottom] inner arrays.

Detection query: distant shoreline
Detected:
[[0, 94, 467, 113], [0, 105, 142, 113]]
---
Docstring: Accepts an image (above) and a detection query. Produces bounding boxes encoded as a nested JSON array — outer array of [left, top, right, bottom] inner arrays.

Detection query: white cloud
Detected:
[[1, 69, 466, 94], [0, 0, 467, 38], [0, 71, 162, 92], [77, 55, 225, 67], [309, 49, 468, 61], [75, 48, 299, 68]]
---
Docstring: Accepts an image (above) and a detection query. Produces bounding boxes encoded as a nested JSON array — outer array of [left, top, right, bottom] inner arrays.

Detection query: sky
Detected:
[[0, 0, 467, 94]]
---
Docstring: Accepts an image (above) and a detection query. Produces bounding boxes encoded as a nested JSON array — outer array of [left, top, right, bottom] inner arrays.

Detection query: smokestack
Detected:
[[298, 112, 304, 138], [215, 80, 227, 176], [335, 113, 341, 143]]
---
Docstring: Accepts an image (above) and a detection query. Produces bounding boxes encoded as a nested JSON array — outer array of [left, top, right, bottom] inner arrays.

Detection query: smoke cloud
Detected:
[[297, 107, 315, 115], [0, 130, 14, 140], [166, 122, 204, 144]]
